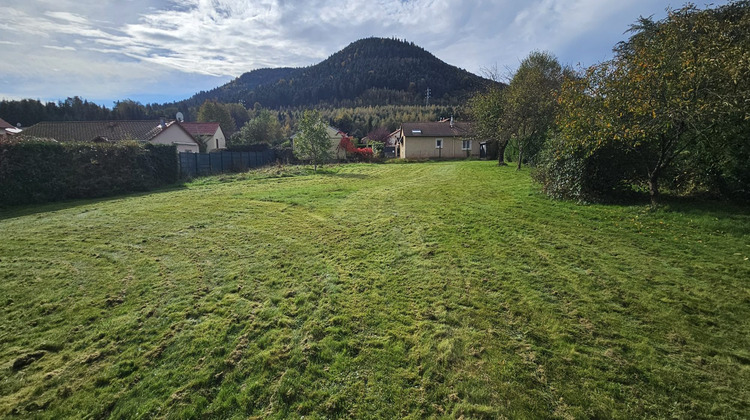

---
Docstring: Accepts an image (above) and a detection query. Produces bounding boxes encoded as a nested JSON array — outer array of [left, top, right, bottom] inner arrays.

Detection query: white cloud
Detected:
[[44, 11, 90, 24], [43, 45, 77, 51]]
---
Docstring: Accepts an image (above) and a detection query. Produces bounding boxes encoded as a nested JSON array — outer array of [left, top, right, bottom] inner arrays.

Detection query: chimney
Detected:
[[160, 117, 166, 129], [450, 115, 454, 128]]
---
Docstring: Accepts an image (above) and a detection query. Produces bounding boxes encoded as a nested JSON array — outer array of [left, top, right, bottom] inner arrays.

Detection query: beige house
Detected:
[[179, 122, 226, 152], [398, 119, 478, 159], [292, 125, 348, 161], [21, 120, 201, 153], [327, 126, 348, 160]]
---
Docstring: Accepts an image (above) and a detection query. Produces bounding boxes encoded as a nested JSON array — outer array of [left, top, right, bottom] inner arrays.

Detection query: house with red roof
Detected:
[[179, 122, 226, 152], [0, 117, 22, 139]]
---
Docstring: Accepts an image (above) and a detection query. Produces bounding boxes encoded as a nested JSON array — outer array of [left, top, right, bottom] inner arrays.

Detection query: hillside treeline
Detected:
[[0, 98, 185, 128], [211, 102, 462, 143]]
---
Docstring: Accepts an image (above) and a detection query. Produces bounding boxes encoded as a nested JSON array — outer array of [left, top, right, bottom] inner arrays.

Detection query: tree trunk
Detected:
[[497, 141, 507, 166], [648, 175, 660, 206], [516, 142, 523, 171]]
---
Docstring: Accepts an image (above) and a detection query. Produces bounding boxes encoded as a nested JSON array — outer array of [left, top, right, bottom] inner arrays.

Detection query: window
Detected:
[[435, 138, 443, 149], [412, 129, 422, 135], [462, 140, 472, 150]]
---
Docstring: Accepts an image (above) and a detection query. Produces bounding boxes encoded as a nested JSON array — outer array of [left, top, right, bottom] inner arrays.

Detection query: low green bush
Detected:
[[532, 135, 639, 202]]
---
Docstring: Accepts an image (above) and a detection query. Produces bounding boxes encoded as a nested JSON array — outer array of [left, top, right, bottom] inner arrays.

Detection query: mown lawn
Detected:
[[1, 161, 748, 419]]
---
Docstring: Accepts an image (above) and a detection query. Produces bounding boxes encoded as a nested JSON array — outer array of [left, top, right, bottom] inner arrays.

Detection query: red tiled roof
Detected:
[[0, 117, 14, 129], [401, 121, 473, 138], [20, 120, 172, 143], [179, 122, 221, 136]]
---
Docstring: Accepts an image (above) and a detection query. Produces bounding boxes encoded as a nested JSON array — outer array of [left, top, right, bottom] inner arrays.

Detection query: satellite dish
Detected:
[[176, 112, 184, 122]]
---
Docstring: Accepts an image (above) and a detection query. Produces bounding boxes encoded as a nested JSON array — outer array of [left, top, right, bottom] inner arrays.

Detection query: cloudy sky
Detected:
[[0, 0, 727, 107]]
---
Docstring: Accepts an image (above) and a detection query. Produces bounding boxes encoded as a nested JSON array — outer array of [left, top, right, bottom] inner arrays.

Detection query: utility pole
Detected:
[[425, 88, 431, 106]]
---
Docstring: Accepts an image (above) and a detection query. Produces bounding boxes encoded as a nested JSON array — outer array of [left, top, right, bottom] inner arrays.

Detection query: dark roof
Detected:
[[179, 122, 221, 137], [401, 121, 473, 138], [0, 117, 14, 129], [21, 120, 172, 143]]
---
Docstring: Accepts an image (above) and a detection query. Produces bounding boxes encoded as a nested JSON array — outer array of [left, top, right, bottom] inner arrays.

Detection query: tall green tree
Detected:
[[224, 103, 251, 131], [197, 100, 237, 137], [294, 110, 332, 171], [468, 85, 509, 165], [503, 51, 568, 170], [113, 99, 147, 120], [230, 109, 283, 147]]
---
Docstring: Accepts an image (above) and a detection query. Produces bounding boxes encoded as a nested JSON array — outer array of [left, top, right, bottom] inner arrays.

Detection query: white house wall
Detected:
[[205, 128, 226, 152], [150, 125, 200, 153]]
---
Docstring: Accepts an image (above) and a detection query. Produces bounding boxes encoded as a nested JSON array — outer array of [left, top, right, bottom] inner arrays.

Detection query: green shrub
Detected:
[[533, 135, 639, 202], [369, 141, 384, 158], [0, 140, 178, 206]]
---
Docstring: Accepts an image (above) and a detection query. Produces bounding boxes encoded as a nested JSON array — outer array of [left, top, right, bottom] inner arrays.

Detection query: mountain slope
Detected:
[[187, 67, 296, 108], [184, 38, 493, 108]]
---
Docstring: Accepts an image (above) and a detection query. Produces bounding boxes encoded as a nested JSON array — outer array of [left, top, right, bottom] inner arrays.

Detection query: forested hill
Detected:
[[182, 37, 493, 108], [187, 67, 296, 108]]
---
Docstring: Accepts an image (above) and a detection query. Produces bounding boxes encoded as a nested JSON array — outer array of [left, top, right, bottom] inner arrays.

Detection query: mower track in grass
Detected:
[[1, 161, 748, 418]]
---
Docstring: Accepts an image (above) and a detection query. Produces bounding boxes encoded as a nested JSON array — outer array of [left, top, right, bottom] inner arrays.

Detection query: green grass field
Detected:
[[1, 161, 748, 419]]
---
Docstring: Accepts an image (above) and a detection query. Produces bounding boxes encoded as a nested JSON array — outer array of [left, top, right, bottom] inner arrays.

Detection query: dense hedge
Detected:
[[0, 140, 178, 206], [532, 136, 641, 202], [533, 132, 750, 203]]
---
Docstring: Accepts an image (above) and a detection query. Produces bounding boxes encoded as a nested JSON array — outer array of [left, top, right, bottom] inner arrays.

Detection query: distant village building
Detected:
[[291, 125, 348, 161], [179, 122, 226, 152], [0, 117, 22, 139], [396, 118, 478, 159], [384, 129, 400, 158], [20, 120, 202, 153]]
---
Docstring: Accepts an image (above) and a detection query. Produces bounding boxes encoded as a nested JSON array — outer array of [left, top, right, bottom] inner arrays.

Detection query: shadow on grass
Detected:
[[660, 195, 750, 217], [322, 172, 370, 179], [383, 158, 476, 164], [590, 190, 750, 219], [0, 183, 188, 221]]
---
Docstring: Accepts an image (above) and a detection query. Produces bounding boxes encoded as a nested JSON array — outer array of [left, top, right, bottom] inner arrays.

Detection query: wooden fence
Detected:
[[179, 150, 276, 177]]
